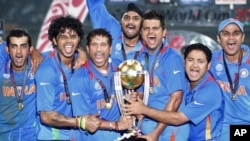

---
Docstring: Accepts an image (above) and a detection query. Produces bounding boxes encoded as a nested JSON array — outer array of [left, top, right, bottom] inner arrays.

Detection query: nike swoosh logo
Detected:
[[193, 101, 203, 105], [173, 70, 181, 74], [40, 82, 50, 86], [72, 92, 81, 96]]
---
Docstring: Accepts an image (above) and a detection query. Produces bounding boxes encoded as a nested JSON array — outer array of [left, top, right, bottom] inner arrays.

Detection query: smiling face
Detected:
[[53, 28, 80, 60], [87, 35, 112, 70], [121, 11, 142, 39], [217, 23, 245, 60], [185, 49, 210, 87], [141, 19, 166, 54]]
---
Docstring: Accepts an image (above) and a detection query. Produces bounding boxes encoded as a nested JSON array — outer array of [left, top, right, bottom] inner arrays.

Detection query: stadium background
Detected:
[[0, 0, 249, 52]]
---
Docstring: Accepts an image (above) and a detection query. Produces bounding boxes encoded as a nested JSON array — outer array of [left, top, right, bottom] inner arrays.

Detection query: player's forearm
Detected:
[[144, 90, 182, 113], [99, 120, 118, 130], [157, 90, 182, 124], [143, 91, 183, 127], [165, 90, 183, 112], [145, 108, 187, 125], [30, 46, 42, 58], [40, 111, 76, 127], [152, 122, 167, 138], [30, 46, 43, 73]]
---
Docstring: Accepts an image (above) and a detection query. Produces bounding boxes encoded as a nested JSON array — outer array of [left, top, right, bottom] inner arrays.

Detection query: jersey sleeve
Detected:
[[35, 59, 57, 112], [0, 41, 8, 66], [181, 83, 223, 125], [87, 0, 121, 32]]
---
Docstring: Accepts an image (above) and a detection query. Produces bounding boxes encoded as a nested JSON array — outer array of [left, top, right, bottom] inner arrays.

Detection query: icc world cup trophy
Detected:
[[114, 59, 149, 141]]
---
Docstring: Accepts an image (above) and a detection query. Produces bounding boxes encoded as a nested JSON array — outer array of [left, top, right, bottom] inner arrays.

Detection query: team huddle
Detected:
[[0, 0, 249, 141]]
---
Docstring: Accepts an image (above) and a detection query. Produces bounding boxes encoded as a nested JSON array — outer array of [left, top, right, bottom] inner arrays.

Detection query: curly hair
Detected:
[[48, 15, 84, 47]]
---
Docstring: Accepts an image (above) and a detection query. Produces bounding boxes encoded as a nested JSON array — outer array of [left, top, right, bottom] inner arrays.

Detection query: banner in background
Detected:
[[215, 0, 246, 5], [168, 30, 221, 53], [179, 0, 212, 5], [36, 0, 88, 52]]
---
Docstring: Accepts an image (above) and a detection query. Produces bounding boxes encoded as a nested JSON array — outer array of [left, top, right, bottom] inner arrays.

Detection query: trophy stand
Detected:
[[114, 60, 149, 141]]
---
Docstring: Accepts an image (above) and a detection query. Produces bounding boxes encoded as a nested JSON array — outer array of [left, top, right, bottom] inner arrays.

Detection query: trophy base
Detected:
[[115, 131, 147, 141], [119, 136, 147, 141]]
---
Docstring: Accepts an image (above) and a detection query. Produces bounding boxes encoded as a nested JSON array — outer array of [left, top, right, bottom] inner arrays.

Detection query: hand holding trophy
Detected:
[[114, 59, 149, 141]]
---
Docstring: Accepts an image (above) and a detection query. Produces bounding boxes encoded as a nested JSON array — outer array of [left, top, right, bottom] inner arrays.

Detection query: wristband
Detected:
[[80, 117, 86, 129]]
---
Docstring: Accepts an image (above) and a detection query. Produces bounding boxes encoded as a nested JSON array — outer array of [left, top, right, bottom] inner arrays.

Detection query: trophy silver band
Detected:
[[114, 59, 149, 141]]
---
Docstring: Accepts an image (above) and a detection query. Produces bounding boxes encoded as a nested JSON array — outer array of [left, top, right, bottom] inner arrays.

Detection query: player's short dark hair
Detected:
[[6, 28, 32, 47], [143, 9, 165, 29], [86, 28, 112, 47], [184, 43, 212, 63]]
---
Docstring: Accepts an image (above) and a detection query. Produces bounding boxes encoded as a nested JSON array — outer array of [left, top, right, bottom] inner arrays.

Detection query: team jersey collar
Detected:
[[189, 72, 211, 92], [50, 50, 76, 72], [141, 37, 169, 55], [4, 56, 32, 74], [86, 59, 115, 78], [142, 42, 164, 56], [121, 34, 142, 52]]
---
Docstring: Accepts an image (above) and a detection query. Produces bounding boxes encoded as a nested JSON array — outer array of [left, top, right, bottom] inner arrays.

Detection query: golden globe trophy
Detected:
[[114, 59, 149, 141]]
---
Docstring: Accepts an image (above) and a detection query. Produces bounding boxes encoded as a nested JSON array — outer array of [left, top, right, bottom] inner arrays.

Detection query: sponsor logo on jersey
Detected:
[[40, 82, 50, 86], [240, 68, 248, 78], [28, 70, 35, 79], [94, 81, 102, 90], [215, 63, 223, 72], [116, 43, 122, 51], [193, 100, 204, 105], [72, 92, 80, 96], [173, 70, 181, 74], [3, 73, 10, 79]]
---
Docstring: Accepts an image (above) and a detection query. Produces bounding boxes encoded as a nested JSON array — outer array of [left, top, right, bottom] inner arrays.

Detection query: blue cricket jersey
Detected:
[[0, 41, 8, 66], [69, 59, 122, 141], [35, 50, 76, 140], [0, 57, 37, 141], [210, 44, 250, 141], [137, 44, 187, 141], [87, 0, 143, 61], [181, 72, 224, 141]]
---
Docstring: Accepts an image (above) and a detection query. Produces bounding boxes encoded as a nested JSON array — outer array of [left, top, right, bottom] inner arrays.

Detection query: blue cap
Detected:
[[218, 18, 244, 34]]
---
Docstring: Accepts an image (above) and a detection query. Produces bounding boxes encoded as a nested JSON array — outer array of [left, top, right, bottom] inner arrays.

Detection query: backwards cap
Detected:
[[218, 18, 244, 33], [123, 3, 143, 17]]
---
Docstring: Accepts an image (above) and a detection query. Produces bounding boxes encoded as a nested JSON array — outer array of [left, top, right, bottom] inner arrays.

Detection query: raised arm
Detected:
[[86, 0, 120, 31], [30, 46, 43, 74]]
